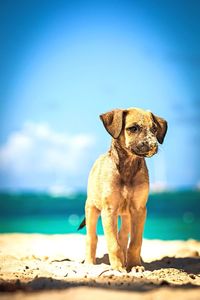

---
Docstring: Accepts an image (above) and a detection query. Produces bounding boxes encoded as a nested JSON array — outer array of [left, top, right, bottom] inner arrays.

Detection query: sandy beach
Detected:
[[0, 234, 199, 299]]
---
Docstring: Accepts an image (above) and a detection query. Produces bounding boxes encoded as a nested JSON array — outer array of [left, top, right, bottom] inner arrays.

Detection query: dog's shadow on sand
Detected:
[[0, 256, 199, 293], [144, 256, 200, 274], [96, 254, 110, 265], [96, 254, 200, 275]]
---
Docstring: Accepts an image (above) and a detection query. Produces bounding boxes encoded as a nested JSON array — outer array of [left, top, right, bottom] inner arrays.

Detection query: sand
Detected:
[[0, 234, 200, 299]]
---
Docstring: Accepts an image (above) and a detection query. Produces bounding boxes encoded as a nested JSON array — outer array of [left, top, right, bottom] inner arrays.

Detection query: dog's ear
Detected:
[[151, 113, 168, 144], [100, 109, 124, 138]]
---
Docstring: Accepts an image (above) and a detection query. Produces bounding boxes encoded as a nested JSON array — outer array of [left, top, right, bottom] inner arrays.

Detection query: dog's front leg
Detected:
[[101, 208, 125, 271], [127, 206, 146, 271], [118, 214, 130, 264]]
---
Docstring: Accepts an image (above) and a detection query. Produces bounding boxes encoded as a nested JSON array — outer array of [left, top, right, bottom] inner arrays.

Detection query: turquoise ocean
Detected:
[[0, 190, 199, 240]]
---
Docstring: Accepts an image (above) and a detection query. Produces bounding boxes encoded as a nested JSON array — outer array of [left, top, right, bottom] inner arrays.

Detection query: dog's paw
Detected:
[[130, 265, 145, 273], [114, 266, 127, 273]]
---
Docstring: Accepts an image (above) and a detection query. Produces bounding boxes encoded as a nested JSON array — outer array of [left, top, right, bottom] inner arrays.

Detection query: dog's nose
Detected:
[[137, 141, 149, 152], [137, 141, 157, 153]]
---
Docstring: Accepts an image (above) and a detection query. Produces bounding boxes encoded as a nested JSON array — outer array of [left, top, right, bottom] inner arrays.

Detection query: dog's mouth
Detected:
[[131, 146, 158, 158]]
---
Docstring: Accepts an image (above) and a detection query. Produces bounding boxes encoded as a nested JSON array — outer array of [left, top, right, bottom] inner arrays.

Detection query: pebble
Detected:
[[189, 274, 196, 279]]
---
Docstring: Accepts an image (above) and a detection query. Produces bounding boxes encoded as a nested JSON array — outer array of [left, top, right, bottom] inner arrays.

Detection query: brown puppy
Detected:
[[79, 107, 167, 271]]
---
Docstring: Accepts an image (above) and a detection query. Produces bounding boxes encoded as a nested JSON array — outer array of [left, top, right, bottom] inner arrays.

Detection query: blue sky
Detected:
[[0, 0, 200, 192]]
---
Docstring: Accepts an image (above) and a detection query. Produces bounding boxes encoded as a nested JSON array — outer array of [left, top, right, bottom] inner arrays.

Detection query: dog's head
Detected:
[[100, 107, 167, 158]]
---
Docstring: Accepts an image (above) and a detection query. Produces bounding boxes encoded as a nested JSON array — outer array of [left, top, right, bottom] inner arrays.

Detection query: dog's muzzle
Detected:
[[133, 141, 158, 157]]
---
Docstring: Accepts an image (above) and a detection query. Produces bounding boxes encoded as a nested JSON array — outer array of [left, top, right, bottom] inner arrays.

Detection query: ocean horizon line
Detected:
[[0, 185, 199, 197]]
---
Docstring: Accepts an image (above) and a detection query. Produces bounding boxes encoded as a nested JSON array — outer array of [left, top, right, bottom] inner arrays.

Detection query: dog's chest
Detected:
[[118, 184, 133, 213]]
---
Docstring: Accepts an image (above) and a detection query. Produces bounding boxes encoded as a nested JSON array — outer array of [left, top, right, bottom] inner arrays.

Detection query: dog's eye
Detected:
[[128, 125, 140, 133]]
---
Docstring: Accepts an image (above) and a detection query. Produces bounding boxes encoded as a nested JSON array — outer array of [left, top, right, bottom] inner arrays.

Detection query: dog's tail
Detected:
[[77, 217, 86, 230]]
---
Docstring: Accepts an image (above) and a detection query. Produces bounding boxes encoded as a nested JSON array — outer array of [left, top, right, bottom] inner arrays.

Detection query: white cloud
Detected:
[[0, 122, 95, 191]]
